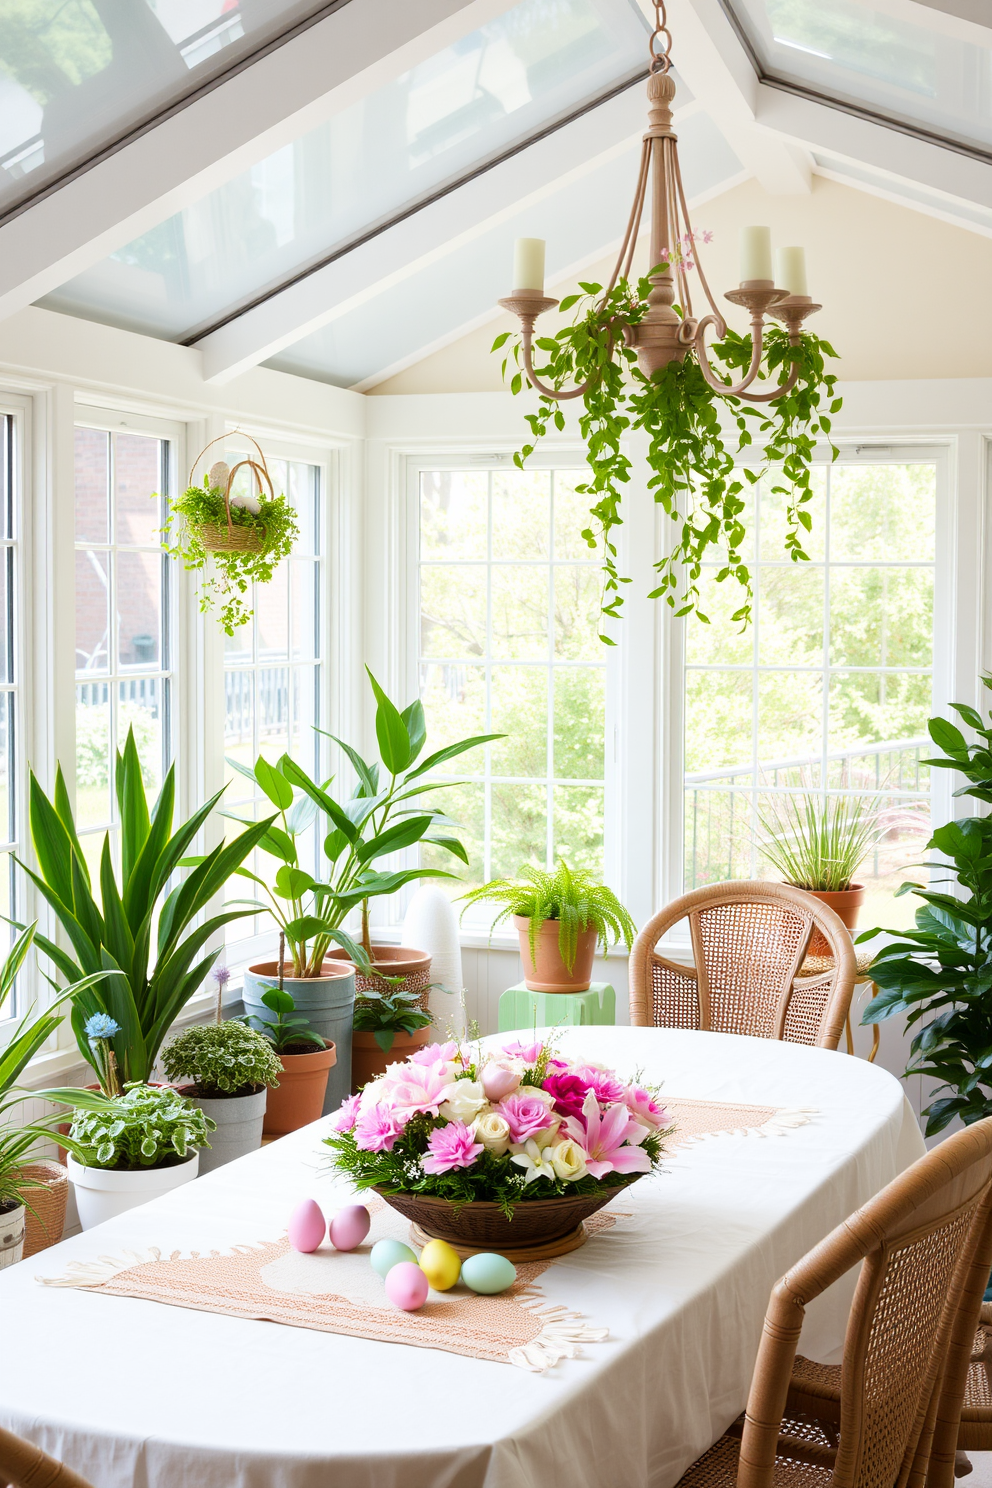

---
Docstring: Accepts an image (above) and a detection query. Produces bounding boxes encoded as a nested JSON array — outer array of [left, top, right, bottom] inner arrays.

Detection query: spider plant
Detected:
[[460, 859, 636, 973], [757, 792, 882, 892]]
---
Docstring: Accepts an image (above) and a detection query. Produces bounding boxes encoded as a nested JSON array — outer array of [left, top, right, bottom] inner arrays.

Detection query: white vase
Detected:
[[67, 1153, 199, 1231], [181, 1088, 267, 1174], [0, 1201, 25, 1268], [402, 884, 467, 1038]]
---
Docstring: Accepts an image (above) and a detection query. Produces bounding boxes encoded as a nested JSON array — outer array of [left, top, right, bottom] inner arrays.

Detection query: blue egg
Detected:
[[370, 1238, 417, 1278], [461, 1252, 517, 1295]]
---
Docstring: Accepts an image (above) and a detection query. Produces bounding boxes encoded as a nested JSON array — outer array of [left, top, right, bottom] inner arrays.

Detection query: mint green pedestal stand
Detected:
[[497, 981, 616, 1033]]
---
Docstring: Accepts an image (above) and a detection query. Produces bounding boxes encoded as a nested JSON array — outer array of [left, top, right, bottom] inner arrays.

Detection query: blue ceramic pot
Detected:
[[243, 961, 355, 1116]]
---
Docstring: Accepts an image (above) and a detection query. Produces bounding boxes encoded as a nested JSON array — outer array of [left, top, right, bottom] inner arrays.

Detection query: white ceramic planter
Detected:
[[0, 1201, 25, 1268], [67, 1153, 199, 1231], [181, 1088, 267, 1174]]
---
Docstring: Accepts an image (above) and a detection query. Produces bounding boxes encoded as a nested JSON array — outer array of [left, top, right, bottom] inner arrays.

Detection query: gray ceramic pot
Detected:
[[179, 1086, 267, 1173], [243, 961, 355, 1116]]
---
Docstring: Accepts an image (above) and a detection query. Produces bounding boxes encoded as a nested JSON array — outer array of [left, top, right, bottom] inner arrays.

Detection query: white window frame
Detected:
[[0, 394, 31, 1035]]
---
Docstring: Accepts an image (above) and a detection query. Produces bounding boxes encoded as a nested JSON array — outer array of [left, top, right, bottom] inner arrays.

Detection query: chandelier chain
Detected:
[[650, 0, 673, 73]]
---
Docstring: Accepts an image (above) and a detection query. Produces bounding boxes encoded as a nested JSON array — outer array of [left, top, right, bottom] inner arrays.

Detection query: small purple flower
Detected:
[[212, 965, 232, 988], [329, 1094, 361, 1133], [353, 1103, 404, 1153], [421, 1121, 484, 1175], [494, 1092, 557, 1144]]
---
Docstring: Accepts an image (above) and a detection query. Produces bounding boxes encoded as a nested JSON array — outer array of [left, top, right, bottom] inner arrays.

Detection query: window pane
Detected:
[[289, 462, 318, 555], [829, 568, 933, 669], [554, 474, 598, 561], [115, 433, 162, 545], [685, 671, 753, 775], [420, 662, 486, 773], [225, 670, 255, 782], [257, 666, 289, 759], [74, 429, 108, 544], [756, 672, 824, 780], [290, 559, 317, 662], [116, 550, 162, 669], [118, 679, 164, 793], [491, 782, 548, 879], [491, 667, 548, 777], [492, 566, 548, 660], [685, 789, 754, 889], [554, 669, 605, 780], [421, 472, 487, 561], [0, 694, 12, 844], [830, 465, 936, 562], [76, 684, 111, 827], [492, 471, 549, 560], [553, 785, 604, 876], [421, 565, 487, 659], [75, 549, 110, 674], [757, 567, 824, 666], [255, 562, 288, 658]]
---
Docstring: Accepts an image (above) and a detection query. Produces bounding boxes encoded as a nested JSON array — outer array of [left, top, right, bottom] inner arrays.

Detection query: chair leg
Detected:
[[955, 1451, 973, 1478]]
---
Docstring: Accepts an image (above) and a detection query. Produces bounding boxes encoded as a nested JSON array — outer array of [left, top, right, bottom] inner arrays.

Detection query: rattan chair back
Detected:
[[0, 1424, 95, 1488], [628, 880, 857, 1050], [736, 1118, 992, 1488]]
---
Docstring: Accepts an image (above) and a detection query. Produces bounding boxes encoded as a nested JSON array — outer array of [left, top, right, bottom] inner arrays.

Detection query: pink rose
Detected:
[[421, 1120, 484, 1175], [329, 1093, 361, 1132], [481, 1063, 521, 1102], [353, 1103, 404, 1153], [542, 1072, 591, 1121], [494, 1092, 557, 1144]]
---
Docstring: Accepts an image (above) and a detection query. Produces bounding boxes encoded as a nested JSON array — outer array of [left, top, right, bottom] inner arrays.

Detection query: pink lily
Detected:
[[565, 1090, 652, 1179]]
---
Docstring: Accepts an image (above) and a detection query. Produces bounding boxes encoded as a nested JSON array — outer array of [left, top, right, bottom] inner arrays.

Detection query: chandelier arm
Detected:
[[608, 139, 651, 298], [521, 324, 593, 400], [692, 312, 764, 396], [673, 148, 722, 322]]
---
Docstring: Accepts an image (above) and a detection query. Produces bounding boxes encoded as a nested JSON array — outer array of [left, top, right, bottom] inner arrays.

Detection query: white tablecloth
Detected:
[[0, 1027, 924, 1488]]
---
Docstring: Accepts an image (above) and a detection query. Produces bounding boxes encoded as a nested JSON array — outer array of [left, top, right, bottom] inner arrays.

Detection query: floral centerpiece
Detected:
[[325, 1038, 671, 1257]]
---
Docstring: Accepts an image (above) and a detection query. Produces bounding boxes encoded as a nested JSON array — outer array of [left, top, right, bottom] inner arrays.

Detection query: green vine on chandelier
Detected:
[[493, 270, 841, 640]]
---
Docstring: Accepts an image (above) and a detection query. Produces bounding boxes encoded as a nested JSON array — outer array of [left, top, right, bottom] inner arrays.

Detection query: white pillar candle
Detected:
[[776, 246, 808, 296], [512, 237, 546, 293], [739, 225, 773, 283]]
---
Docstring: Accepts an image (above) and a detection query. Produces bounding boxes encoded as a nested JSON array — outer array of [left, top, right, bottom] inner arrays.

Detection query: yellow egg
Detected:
[[419, 1238, 461, 1292]]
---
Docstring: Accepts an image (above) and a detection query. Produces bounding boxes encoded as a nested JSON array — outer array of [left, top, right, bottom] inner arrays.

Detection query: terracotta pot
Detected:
[[807, 884, 865, 958], [375, 1180, 641, 1261], [243, 961, 354, 1116], [262, 1039, 337, 1137], [351, 1025, 433, 1092], [513, 916, 598, 993], [329, 945, 432, 1010]]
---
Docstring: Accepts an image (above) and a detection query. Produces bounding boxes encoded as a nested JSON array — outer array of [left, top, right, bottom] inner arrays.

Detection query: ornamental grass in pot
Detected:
[[251, 983, 337, 1137], [351, 987, 434, 1091], [162, 1022, 282, 1173], [326, 1036, 672, 1259], [55, 1084, 214, 1231], [460, 859, 637, 992]]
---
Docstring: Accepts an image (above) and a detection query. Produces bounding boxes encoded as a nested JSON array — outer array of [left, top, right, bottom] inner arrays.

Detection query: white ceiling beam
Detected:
[[650, 0, 812, 193], [194, 87, 658, 383], [0, 0, 517, 322]]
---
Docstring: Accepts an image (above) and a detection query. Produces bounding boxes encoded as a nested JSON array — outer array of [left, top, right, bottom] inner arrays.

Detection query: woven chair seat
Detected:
[[677, 1422, 834, 1488]]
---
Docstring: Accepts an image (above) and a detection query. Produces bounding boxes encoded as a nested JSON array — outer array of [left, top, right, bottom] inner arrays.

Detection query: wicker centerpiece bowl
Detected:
[[374, 1181, 639, 1261]]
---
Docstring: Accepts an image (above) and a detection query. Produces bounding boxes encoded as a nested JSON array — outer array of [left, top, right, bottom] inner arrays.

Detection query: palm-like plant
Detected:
[[15, 731, 277, 1085], [460, 859, 637, 973]]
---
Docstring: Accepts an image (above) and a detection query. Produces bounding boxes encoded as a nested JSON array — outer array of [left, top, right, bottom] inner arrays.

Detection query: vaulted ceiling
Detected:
[[1, 0, 990, 391]]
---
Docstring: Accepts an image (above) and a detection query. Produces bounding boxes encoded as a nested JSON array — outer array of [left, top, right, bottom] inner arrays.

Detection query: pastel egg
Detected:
[[370, 1238, 417, 1278], [461, 1252, 517, 1295], [481, 1064, 519, 1102], [328, 1204, 371, 1252], [287, 1199, 326, 1253], [419, 1238, 461, 1292], [384, 1260, 429, 1311]]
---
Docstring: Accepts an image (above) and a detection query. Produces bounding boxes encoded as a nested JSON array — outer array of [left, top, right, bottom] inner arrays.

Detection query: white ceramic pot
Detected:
[[180, 1087, 267, 1174], [67, 1153, 199, 1231], [0, 1201, 25, 1268]]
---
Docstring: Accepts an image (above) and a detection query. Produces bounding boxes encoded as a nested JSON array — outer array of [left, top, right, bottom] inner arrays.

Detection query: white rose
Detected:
[[358, 1077, 387, 1106], [473, 1111, 512, 1155], [530, 1118, 561, 1150], [550, 1138, 588, 1182], [439, 1079, 488, 1124], [518, 1084, 557, 1108]]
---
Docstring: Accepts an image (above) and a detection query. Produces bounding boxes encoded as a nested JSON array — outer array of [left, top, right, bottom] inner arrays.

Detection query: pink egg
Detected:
[[328, 1204, 371, 1252], [481, 1064, 520, 1102], [384, 1261, 429, 1311], [287, 1199, 326, 1253]]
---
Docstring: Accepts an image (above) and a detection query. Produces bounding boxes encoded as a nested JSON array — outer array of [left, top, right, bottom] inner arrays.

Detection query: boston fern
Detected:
[[861, 678, 992, 1134], [460, 858, 636, 973], [495, 273, 839, 636]]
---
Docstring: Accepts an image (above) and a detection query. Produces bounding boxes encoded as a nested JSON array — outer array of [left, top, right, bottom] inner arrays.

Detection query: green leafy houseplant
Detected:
[[460, 859, 637, 973], [352, 987, 433, 1054], [162, 1022, 282, 1099], [757, 792, 882, 891], [496, 272, 839, 636], [862, 679, 992, 1135], [161, 454, 299, 635], [61, 1083, 215, 1170], [15, 729, 277, 1086], [250, 985, 327, 1054], [229, 667, 501, 974]]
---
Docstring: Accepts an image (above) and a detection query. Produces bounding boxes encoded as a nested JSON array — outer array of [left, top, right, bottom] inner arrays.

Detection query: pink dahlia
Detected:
[[572, 1064, 626, 1104], [494, 1092, 558, 1144], [409, 1041, 460, 1067], [353, 1103, 404, 1153], [329, 1093, 361, 1132], [379, 1060, 451, 1119], [542, 1072, 592, 1121], [421, 1120, 484, 1175]]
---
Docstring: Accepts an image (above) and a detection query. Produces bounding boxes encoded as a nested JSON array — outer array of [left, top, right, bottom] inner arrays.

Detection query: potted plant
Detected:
[[325, 1037, 671, 1257], [250, 981, 337, 1136], [757, 792, 882, 955], [862, 681, 992, 1136], [161, 435, 299, 635], [52, 1082, 214, 1230], [230, 667, 498, 1109], [162, 1022, 282, 1172], [15, 729, 276, 1089], [460, 859, 637, 993], [351, 987, 434, 1089]]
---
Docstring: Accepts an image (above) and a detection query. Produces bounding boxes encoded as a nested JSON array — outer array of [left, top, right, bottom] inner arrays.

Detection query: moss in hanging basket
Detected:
[[162, 478, 299, 634]]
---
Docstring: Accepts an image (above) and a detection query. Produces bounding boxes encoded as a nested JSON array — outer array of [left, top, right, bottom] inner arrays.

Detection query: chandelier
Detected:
[[497, 0, 822, 404]]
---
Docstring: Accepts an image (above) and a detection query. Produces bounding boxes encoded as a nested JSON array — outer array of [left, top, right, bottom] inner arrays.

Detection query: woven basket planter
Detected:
[[19, 1161, 68, 1257], [198, 521, 265, 554], [375, 1180, 639, 1261]]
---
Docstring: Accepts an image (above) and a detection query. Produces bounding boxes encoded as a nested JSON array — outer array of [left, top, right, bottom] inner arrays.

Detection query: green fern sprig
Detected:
[[460, 859, 636, 973]]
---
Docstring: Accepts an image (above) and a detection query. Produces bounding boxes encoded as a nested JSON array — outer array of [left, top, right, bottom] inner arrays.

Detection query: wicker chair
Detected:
[[675, 1117, 992, 1488], [0, 1424, 95, 1488], [629, 881, 857, 1051]]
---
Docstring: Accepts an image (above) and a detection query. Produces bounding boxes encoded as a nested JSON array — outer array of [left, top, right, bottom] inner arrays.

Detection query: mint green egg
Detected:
[[461, 1252, 517, 1295], [370, 1239, 417, 1278]]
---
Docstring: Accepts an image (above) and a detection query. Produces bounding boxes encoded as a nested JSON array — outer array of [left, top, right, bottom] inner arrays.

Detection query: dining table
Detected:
[[0, 1025, 925, 1488]]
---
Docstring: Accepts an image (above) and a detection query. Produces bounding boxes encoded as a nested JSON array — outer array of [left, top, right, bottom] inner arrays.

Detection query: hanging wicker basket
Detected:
[[188, 434, 273, 555]]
